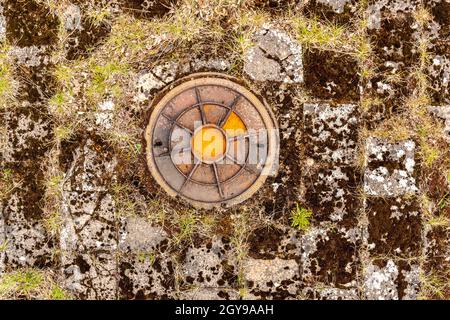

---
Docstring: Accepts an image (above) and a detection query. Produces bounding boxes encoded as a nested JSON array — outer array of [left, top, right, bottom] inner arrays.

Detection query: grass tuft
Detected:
[[0, 269, 71, 300], [290, 204, 313, 232]]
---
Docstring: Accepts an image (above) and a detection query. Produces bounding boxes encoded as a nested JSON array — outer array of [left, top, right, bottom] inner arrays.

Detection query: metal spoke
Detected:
[[212, 163, 224, 199], [225, 153, 245, 166], [161, 113, 193, 134], [179, 162, 200, 191], [218, 94, 241, 127], [195, 87, 207, 125], [225, 154, 259, 175]]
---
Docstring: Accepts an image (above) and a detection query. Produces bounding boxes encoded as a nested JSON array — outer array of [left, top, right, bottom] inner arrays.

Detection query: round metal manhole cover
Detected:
[[145, 73, 279, 209]]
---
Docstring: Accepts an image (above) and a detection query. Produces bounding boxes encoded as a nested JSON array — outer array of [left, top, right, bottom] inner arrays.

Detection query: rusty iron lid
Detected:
[[145, 73, 279, 209]]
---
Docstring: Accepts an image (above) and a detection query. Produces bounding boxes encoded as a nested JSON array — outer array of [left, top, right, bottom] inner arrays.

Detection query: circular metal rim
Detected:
[[145, 73, 279, 209]]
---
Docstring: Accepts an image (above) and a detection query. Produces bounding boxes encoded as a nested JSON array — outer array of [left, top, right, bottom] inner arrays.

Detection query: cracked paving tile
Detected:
[[244, 26, 303, 83], [60, 135, 118, 299], [61, 251, 117, 300], [60, 192, 117, 252], [134, 61, 179, 103], [62, 138, 117, 192]]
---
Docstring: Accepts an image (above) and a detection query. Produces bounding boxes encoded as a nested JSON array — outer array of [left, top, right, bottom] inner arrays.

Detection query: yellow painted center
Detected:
[[192, 125, 226, 163]]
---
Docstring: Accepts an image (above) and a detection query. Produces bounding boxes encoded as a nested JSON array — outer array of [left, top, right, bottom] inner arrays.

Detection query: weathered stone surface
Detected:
[[424, 224, 450, 274], [180, 237, 238, 291], [2, 106, 52, 163], [179, 288, 240, 300], [244, 27, 303, 83], [303, 49, 359, 102], [366, 197, 421, 257], [302, 285, 359, 300], [119, 253, 175, 299], [367, 0, 420, 30], [3, 0, 59, 47], [134, 61, 179, 103], [364, 138, 417, 197], [242, 225, 302, 299], [364, 260, 399, 300], [61, 251, 117, 300], [243, 257, 301, 299], [244, 226, 302, 299], [304, 103, 359, 165], [190, 58, 231, 73], [428, 105, 450, 141], [304, 166, 361, 226], [9, 45, 52, 67], [118, 216, 174, 299], [63, 138, 117, 192], [399, 263, 420, 300], [301, 226, 359, 288], [363, 259, 420, 300], [119, 217, 168, 252], [0, 202, 6, 274], [366, 9, 418, 109], [95, 100, 115, 130], [60, 136, 118, 299], [60, 192, 117, 252], [2, 192, 53, 268], [247, 225, 302, 260], [428, 55, 450, 104], [63, 4, 82, 31], [0, 3, 5, 42]]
